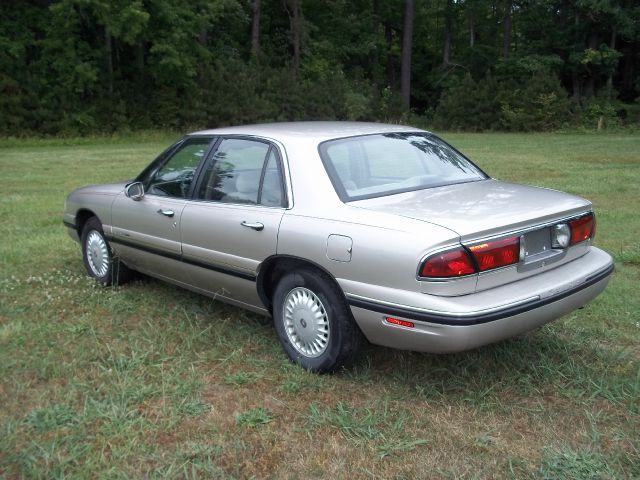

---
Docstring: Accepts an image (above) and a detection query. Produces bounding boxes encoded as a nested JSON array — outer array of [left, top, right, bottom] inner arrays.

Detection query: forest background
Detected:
[[1, 0, 639, 135]]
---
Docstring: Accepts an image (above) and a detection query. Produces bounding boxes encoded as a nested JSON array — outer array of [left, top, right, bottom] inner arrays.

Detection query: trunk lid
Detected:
[[350, 179, 591, 241]]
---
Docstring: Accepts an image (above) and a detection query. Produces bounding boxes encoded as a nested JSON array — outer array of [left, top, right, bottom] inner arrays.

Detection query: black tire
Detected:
[[81, 217, 132, 286], [272, 267, 364, 373]]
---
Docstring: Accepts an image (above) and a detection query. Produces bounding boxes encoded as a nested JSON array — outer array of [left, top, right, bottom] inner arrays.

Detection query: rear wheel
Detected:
[[81, 217, 132, 286], [273, 268, 363, 373]]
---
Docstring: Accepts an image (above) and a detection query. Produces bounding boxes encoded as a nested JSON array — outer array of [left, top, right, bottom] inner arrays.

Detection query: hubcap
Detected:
[[86, 230, 109, 277], [283, 287, 330, 358]]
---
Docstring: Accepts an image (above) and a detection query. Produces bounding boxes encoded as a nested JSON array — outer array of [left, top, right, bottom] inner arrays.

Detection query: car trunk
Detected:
[[350, 179, 593, 294], [350, 179, 591, 240]]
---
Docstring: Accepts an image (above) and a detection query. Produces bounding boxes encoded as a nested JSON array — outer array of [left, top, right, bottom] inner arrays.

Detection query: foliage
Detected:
[[498, 70, 571, 131], [434, 69, 571, 132], [0, 0, 639, 134], [433, 73, 501, 131]]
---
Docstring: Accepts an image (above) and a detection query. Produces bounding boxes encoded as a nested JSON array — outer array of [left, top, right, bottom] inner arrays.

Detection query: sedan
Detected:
[[63, 122, 614, 373]]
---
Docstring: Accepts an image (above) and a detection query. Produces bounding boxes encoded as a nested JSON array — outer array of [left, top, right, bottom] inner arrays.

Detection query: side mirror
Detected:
[[125, 181, 145, 201]]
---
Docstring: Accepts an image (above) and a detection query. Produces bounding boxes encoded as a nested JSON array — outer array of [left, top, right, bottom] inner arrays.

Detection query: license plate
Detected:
[[521, 227, 551, 258]]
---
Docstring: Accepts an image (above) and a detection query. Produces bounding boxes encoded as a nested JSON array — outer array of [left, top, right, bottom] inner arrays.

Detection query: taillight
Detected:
[[420, 248, 475, 278], [468, 236, 520, 271], [569, 213, 595, 245]]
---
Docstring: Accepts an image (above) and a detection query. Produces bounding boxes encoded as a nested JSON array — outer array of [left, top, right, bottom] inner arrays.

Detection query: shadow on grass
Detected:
[[80, 275, 640, 413], [353, 328, 638, 411]]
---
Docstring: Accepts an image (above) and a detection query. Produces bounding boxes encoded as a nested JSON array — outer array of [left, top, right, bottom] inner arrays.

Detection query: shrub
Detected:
[[498, 69, 571, 131]]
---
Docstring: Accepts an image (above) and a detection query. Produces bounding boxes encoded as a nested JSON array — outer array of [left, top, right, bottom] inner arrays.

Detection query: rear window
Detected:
[[319, 133, 487, 201]]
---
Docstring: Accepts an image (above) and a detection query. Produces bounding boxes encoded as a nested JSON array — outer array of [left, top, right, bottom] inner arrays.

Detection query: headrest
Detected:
[[235, 171, 261, 193]]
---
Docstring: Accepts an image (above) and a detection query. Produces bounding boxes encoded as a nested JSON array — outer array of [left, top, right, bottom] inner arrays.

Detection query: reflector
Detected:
[[386, 317, 415, 328]]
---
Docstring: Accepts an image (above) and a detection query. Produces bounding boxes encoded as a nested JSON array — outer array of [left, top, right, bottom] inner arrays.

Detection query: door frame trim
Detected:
[[107, 235, 257, 282]]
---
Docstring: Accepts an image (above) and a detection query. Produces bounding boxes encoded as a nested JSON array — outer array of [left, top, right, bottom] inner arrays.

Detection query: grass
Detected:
[[1, 132, 639, 478]]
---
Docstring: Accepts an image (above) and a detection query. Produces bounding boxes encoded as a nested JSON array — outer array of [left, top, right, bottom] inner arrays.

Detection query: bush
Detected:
[[433, 73, 501, 131], [434, 69, 571, 131], [498, 69, 570, 131]]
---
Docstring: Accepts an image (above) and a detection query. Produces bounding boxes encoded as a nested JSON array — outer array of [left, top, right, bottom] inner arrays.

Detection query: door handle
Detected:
[[241, 221, 264, 231], [157, 209, 175, 217]]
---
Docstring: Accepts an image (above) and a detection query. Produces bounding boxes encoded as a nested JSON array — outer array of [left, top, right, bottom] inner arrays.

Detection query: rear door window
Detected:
[[196, 138, 285, 207]]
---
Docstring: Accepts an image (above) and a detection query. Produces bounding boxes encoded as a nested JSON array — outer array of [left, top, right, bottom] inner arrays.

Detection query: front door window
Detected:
[[146, 138, 211, 198]]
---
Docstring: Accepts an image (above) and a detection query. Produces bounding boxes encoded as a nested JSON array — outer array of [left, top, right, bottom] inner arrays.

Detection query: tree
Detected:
[[401, 0, 414, 110], [503, 0, 512, 61], [251, 0, 261, 57], [285, 0, 303, 69]]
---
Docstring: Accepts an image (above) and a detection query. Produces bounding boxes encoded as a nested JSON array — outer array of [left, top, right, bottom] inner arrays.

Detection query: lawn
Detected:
[[1, 132, 639, 479]]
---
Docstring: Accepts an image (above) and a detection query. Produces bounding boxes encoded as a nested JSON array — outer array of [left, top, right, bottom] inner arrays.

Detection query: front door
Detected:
[[110, 137, 214, 281], [180, 138, 287, 308]]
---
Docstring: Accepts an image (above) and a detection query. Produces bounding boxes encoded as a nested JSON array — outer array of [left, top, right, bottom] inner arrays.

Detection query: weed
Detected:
[[236, 408, 274, 427]]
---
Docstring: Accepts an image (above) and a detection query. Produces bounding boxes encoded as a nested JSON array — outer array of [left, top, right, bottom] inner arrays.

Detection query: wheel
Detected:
[[272, 268, 364, 373], [81, 217, 132, 286]]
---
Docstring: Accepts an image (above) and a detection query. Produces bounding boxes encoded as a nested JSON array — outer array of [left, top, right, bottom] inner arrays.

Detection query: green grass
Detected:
[[1, 132, 639, 478]]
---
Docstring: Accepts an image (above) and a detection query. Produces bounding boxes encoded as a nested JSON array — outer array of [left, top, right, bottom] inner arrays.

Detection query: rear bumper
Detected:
[[346, 247, 613, 353]]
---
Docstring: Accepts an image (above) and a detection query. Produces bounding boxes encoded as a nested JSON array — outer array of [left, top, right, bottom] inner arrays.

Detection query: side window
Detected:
[[146, 138, 211, 198], [260, 149, 285, 207], [197, 139, 284, 207]]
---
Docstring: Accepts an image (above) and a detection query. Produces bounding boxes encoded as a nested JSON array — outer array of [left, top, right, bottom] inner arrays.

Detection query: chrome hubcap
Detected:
[[283, 287, 330, 358], [86, 230, 109, 277]]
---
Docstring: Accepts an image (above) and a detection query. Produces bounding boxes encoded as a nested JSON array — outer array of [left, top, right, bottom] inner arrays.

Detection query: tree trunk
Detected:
[[503, 0, 512, 61], [443, 0, 452, 66], [105, 28, 113, 99], [251, 0, 261, 57], [385, 23, 395, 88], [606, 28, 616, 101], [401, 0, 414, 110], [286, 0, 303, 70], [135, 40, 144, 74], [198, 29, 208, 83], [469, 13, 474, 48], [583, 32, 599, 98], [572, 72, 581, 102]]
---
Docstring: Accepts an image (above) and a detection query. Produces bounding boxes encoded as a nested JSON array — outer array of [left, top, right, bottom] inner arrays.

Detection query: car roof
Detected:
[[190, 121, 426, 143]]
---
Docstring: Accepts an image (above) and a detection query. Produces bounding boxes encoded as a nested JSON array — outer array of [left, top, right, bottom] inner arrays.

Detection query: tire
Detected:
[[272, 267, 364, 373], [81, 217, 132, 286]]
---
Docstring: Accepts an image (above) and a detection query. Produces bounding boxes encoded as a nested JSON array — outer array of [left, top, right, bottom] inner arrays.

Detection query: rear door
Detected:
[[110, 137, 214, 280], [179, 137, 287, 307]]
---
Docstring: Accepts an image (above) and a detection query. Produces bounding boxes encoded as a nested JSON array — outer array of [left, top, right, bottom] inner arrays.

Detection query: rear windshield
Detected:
[[319, 132, 487, 201]]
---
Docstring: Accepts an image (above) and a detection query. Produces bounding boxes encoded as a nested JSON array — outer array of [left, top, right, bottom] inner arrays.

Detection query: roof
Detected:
[[190, 121, 425, 143]]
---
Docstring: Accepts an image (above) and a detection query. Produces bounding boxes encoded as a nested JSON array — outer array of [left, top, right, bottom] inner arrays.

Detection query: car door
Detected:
[[179, 137, 287, 309], [110, 136, 214, 281]]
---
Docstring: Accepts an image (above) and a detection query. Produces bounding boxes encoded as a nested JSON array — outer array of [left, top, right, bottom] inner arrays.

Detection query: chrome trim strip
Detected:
[[107, 236, 256, 282], [346, 293, 538, 319], [350, 262, 613, 326]]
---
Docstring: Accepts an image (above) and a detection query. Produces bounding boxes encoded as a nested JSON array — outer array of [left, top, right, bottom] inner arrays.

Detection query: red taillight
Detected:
[[468, 236, 520, 271], [420, 248, 475, 278], [386, 317, 415, 328], [569, 213, 595, 245]]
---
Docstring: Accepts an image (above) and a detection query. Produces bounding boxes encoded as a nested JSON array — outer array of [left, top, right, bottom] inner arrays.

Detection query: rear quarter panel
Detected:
[[277, 206, 459, 295]]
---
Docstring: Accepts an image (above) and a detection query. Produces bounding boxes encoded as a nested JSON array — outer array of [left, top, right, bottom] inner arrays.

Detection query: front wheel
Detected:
[[81, 217, 131, 286], [272, 268, 363, 373]]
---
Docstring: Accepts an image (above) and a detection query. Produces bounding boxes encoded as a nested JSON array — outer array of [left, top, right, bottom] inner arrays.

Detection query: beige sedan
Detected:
[[64, 122, 614, 372]]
